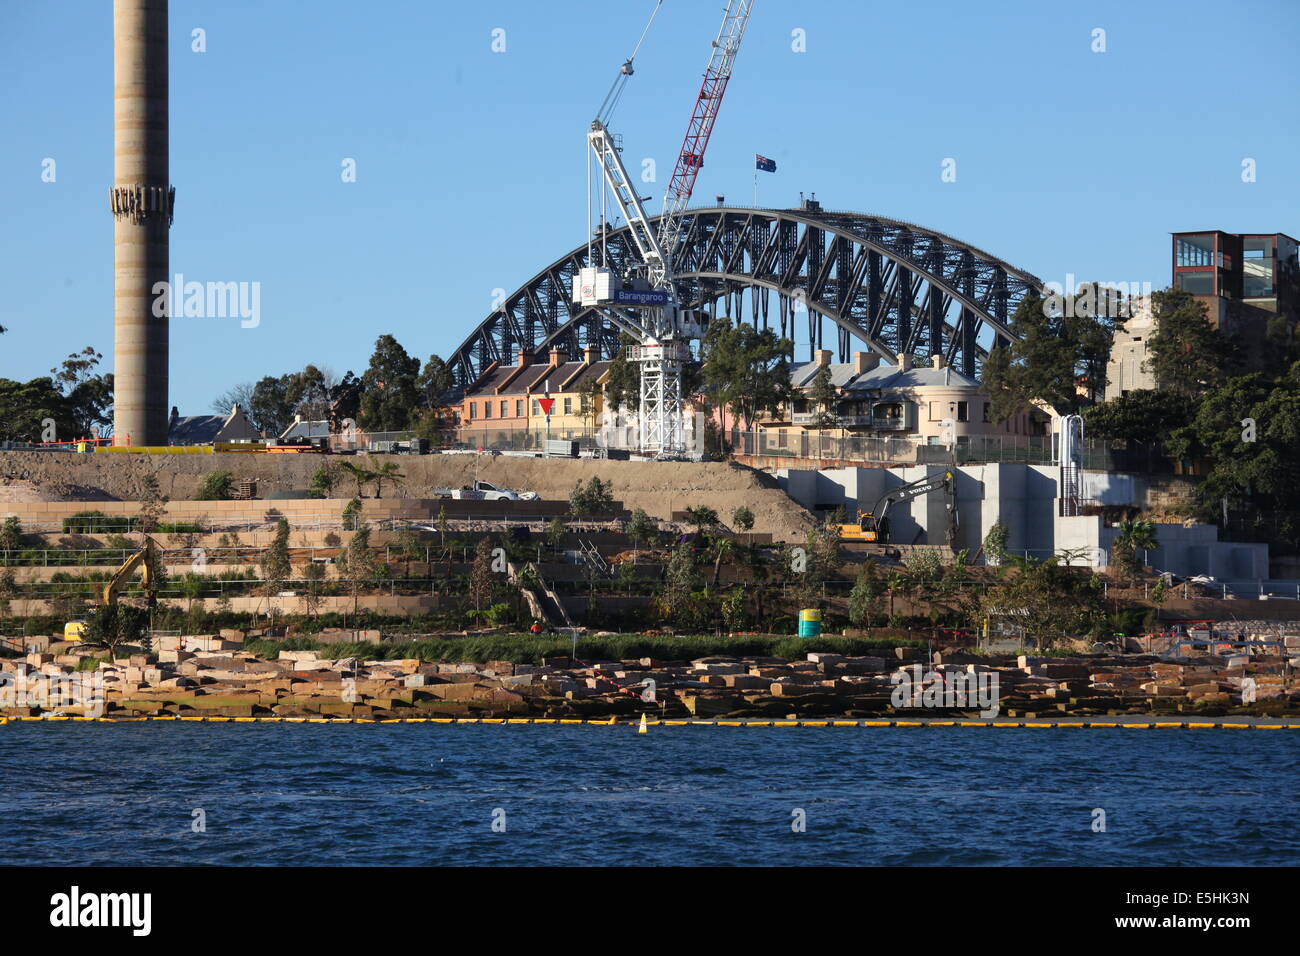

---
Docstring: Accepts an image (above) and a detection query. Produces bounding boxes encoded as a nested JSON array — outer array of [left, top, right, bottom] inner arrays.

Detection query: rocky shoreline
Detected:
[[3, 629, 1298, 722]]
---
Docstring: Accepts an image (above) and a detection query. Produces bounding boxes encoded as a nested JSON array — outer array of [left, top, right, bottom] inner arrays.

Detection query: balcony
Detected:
[[790, 412, 911, 431]]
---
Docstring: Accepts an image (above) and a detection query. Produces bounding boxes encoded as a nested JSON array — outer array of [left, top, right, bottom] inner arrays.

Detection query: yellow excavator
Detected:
[[64, 536, 159, 642], [837, 470, 957, 545]]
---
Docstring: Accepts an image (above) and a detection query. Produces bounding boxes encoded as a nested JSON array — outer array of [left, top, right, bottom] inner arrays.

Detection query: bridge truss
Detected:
[[446, 205, 1043, 388]]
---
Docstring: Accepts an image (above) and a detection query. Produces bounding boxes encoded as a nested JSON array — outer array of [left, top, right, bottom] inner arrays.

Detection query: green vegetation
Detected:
[[195, 470, 234, 501], [568, 476, 614, 518], [700, 318, 794, 450], [981, 285, 1118, 419], [0, 346, 113, 443], [243, 632, 921, 667]]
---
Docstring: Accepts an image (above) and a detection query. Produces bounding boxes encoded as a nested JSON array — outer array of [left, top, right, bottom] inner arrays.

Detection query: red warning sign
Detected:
[[538, 398, 555, 416]]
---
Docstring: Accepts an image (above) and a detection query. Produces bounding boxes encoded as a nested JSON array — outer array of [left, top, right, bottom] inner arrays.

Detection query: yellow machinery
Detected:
[[837, 471, 956, 545], [63, 537, 159, 643]]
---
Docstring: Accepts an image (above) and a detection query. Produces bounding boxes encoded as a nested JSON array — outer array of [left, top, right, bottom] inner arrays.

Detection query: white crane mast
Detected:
[[575, 0, 755, 457]]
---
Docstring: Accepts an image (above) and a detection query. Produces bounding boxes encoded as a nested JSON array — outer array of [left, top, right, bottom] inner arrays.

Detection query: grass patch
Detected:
[[245, 633, 918, 666]]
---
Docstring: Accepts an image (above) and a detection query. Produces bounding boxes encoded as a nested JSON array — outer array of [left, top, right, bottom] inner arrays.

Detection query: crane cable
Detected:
[[595, 0, 663, 126]]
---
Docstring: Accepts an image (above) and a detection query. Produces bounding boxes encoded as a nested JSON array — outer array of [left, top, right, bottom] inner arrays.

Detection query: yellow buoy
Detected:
[[637, 713, 648, 734]]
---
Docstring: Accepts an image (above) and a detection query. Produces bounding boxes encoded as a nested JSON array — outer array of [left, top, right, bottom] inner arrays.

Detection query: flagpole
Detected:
[[753, 165, 758, 207]]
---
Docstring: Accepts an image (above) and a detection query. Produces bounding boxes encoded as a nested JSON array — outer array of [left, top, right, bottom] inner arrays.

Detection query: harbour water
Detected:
[[2, 724, 1296, 866]]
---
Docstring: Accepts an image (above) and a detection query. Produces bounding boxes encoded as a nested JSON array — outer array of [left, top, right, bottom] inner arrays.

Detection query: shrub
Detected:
[[195, 471, 234, 501]]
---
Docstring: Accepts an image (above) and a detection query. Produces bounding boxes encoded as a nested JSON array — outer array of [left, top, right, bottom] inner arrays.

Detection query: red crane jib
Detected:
[[665, 73, 732, 205]]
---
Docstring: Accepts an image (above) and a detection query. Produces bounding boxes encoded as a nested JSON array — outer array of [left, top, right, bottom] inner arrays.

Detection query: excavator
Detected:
[[63, 536, 159, 642], [836, 470, 957, 545]]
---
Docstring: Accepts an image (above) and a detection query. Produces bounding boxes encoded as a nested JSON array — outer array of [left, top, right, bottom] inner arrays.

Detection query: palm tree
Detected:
[[338, 461, 375, 498], [371, 461, 406, 498], [711, 536, 735, 587], [1113, 517, 1158, 583]]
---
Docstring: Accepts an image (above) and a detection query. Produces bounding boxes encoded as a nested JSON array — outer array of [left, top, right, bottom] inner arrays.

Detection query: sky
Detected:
[[1, 0, 1298, 415]]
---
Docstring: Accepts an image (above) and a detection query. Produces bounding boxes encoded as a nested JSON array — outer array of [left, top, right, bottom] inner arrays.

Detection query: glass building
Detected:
[[1171, 231, 1299, 324]]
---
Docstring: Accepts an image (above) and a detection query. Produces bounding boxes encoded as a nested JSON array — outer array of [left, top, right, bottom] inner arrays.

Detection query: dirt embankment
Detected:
[[0, 451, 815, 542]]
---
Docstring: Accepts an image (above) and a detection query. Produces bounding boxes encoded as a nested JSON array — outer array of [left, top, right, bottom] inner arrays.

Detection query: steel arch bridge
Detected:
[[446, 205, 1043, 388]]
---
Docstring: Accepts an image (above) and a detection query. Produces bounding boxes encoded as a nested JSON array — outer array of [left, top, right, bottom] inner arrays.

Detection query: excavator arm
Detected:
[[101, 537, 158, 606], [847, 470, 956, 544]]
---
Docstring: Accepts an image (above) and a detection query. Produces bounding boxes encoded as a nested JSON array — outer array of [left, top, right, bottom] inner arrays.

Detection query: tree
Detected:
[[710, 535, 735, 586], [660, 542, 698, 625], [136, 474, 167, 535], [980, 289, 1117, 420], [359, 335, 421, 432], [1169, 368, 1300, 535], [982, 520, 1009, 566], [1146, 288, 1231, 397], [730, 506, 754, 540], [569, 477, 614, 520], [0, 516, 22, 555], [0, 568, 17, 619], [808, 363, 839, 428], [337, 520, 379, 615], [1083, 389, 1189, 444], [720, 586, 746, 633], [577, 377, 602, 433], [0, 377, 78, 443], [469, 537, 496, 612], [848, 558, 883, 630], [626, 508, 656, 559], [301, 561, 326, 618], [604, 333, 642, 414], [701, 319, 794, 435], [260, 518, 292, 621], [49, 346, 113, 438], [545, 517, 566, 550], [86, 603, 150, 658], [308, 463, 339, 499], [1111, 517, 1158, 584], [371, 461, 405, 498], [975, 556, 1106, 649], [249, 375, 295, 435], [684, 505, 718, 535], [338, 461, 376, 499], [212, 382, 255, 415], [285, 364, 335, 421], [416, 354, 454, 409]]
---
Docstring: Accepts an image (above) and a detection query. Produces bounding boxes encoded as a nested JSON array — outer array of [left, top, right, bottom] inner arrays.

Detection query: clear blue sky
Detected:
[[2, 0, 1297, 414]]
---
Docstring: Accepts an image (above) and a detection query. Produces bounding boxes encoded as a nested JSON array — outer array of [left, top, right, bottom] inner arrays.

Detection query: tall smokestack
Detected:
[[111, 0, 171, 446]]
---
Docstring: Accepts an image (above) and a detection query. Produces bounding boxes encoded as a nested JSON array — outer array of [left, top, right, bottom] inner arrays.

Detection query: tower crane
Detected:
[[575, 0, 756, 457]]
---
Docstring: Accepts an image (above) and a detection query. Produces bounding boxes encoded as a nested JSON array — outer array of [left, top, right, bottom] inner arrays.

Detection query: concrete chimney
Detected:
[[931, 354, 944, 370], [899, 354, 913, 372], [814, 349, 832, 367], [853, 351, 879, 375], [583, 345, 599, 364], [111, 0, 172, 446], [516, 349, 534, 367], [548, 348, 566, 367]]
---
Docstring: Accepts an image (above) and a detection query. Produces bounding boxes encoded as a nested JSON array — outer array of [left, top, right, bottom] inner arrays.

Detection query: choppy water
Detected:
[[1, 724, 1296, 866]]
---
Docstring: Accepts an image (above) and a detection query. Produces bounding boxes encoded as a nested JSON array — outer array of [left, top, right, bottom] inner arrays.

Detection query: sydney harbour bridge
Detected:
[[445, 202, 1044, 389]]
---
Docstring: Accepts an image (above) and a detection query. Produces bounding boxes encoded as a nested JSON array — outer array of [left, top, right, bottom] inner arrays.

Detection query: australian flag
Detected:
[[755, 154, 777, 173]]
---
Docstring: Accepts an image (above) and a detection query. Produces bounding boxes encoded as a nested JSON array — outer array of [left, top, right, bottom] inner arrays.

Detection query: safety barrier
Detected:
[[1, 715, 1296, 728]]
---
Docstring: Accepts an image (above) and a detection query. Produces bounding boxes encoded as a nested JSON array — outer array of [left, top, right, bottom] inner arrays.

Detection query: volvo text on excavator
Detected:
[[837, 471, 958, 545]]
